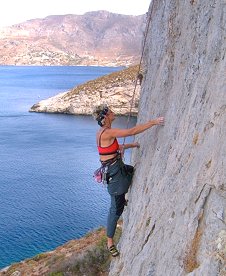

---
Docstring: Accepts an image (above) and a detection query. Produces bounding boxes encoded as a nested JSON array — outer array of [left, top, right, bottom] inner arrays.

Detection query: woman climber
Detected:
[[92, 104, 164, 257]]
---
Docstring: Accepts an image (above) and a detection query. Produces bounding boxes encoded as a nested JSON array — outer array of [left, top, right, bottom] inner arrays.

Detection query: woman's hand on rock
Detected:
[[155, 117, 165, 125]]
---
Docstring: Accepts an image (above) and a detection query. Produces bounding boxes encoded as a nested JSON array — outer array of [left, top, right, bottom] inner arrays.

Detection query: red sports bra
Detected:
[[97, 128, 119, 156]]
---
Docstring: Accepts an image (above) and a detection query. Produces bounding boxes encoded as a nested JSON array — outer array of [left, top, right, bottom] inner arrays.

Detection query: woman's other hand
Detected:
[[134, 142, 140, 148]]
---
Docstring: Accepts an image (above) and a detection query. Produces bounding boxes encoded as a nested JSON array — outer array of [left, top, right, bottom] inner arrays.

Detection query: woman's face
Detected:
[[106, 109, 115, 122]]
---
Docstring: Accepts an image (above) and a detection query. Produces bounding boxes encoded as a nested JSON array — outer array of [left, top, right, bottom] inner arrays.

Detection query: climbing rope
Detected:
[[122, 9, 153, 145]]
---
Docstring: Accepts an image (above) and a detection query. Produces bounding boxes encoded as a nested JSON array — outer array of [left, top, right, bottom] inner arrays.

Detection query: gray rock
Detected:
[[109, 0, 226, 275]]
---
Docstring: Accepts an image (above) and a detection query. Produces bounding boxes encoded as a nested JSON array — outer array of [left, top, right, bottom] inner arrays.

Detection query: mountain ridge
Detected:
[[0, 11, 145, 66]]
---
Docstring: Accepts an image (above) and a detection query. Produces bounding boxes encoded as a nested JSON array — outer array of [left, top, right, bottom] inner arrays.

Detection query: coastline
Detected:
[[0, 225, 122, 275], [29, 65, 140, 116]]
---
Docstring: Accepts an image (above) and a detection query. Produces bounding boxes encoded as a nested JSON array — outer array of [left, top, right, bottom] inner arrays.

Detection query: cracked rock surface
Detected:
[[109, 0, 226, 275]]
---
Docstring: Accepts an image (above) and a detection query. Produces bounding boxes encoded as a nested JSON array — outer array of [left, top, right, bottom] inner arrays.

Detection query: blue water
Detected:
[[0, 66, 136, 269]]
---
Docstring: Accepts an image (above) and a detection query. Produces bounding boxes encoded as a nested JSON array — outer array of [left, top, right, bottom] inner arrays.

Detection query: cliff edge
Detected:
[[110, 0, 226, 275]]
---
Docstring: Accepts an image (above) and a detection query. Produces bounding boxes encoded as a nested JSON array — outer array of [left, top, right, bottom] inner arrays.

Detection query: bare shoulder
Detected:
[[101, 128, 114, 137], [106, 127, 132, 138], [97, 127, 110, 139]]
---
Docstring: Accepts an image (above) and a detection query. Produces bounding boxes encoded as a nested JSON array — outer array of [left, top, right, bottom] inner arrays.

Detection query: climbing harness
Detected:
[[93, 153, 120, 184]]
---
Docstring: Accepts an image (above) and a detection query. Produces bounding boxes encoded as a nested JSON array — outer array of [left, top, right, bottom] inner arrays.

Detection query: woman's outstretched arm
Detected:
[[107, 117, 165, 138]]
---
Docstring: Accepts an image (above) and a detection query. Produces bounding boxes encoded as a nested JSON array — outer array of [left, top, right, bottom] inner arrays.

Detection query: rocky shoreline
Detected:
[[29, 65, 141, 116], [0, 226, 122, 276]]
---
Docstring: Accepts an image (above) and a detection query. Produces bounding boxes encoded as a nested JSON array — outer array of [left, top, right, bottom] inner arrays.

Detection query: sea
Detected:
[[0, 65, 136, 269]]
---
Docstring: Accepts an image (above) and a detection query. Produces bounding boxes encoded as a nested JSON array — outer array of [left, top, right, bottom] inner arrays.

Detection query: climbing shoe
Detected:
[[108, 245, 120, 257]]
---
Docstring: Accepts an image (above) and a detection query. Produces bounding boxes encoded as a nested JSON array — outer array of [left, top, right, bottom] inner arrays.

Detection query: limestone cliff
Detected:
[[110, 0, 226, 276]]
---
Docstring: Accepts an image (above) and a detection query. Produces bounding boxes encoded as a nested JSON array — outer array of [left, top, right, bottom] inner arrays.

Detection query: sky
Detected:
[[0, 0, 150, 27]]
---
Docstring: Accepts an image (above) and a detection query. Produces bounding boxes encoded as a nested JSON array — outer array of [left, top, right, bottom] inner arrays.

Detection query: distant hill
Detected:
[[0, 11, 146, 66]]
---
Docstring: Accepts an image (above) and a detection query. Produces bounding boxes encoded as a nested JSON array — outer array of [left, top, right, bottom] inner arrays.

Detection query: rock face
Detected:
[[0, 11, 145, 66], [29, 65, 141, 115], [110, 1, 226, 276]]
